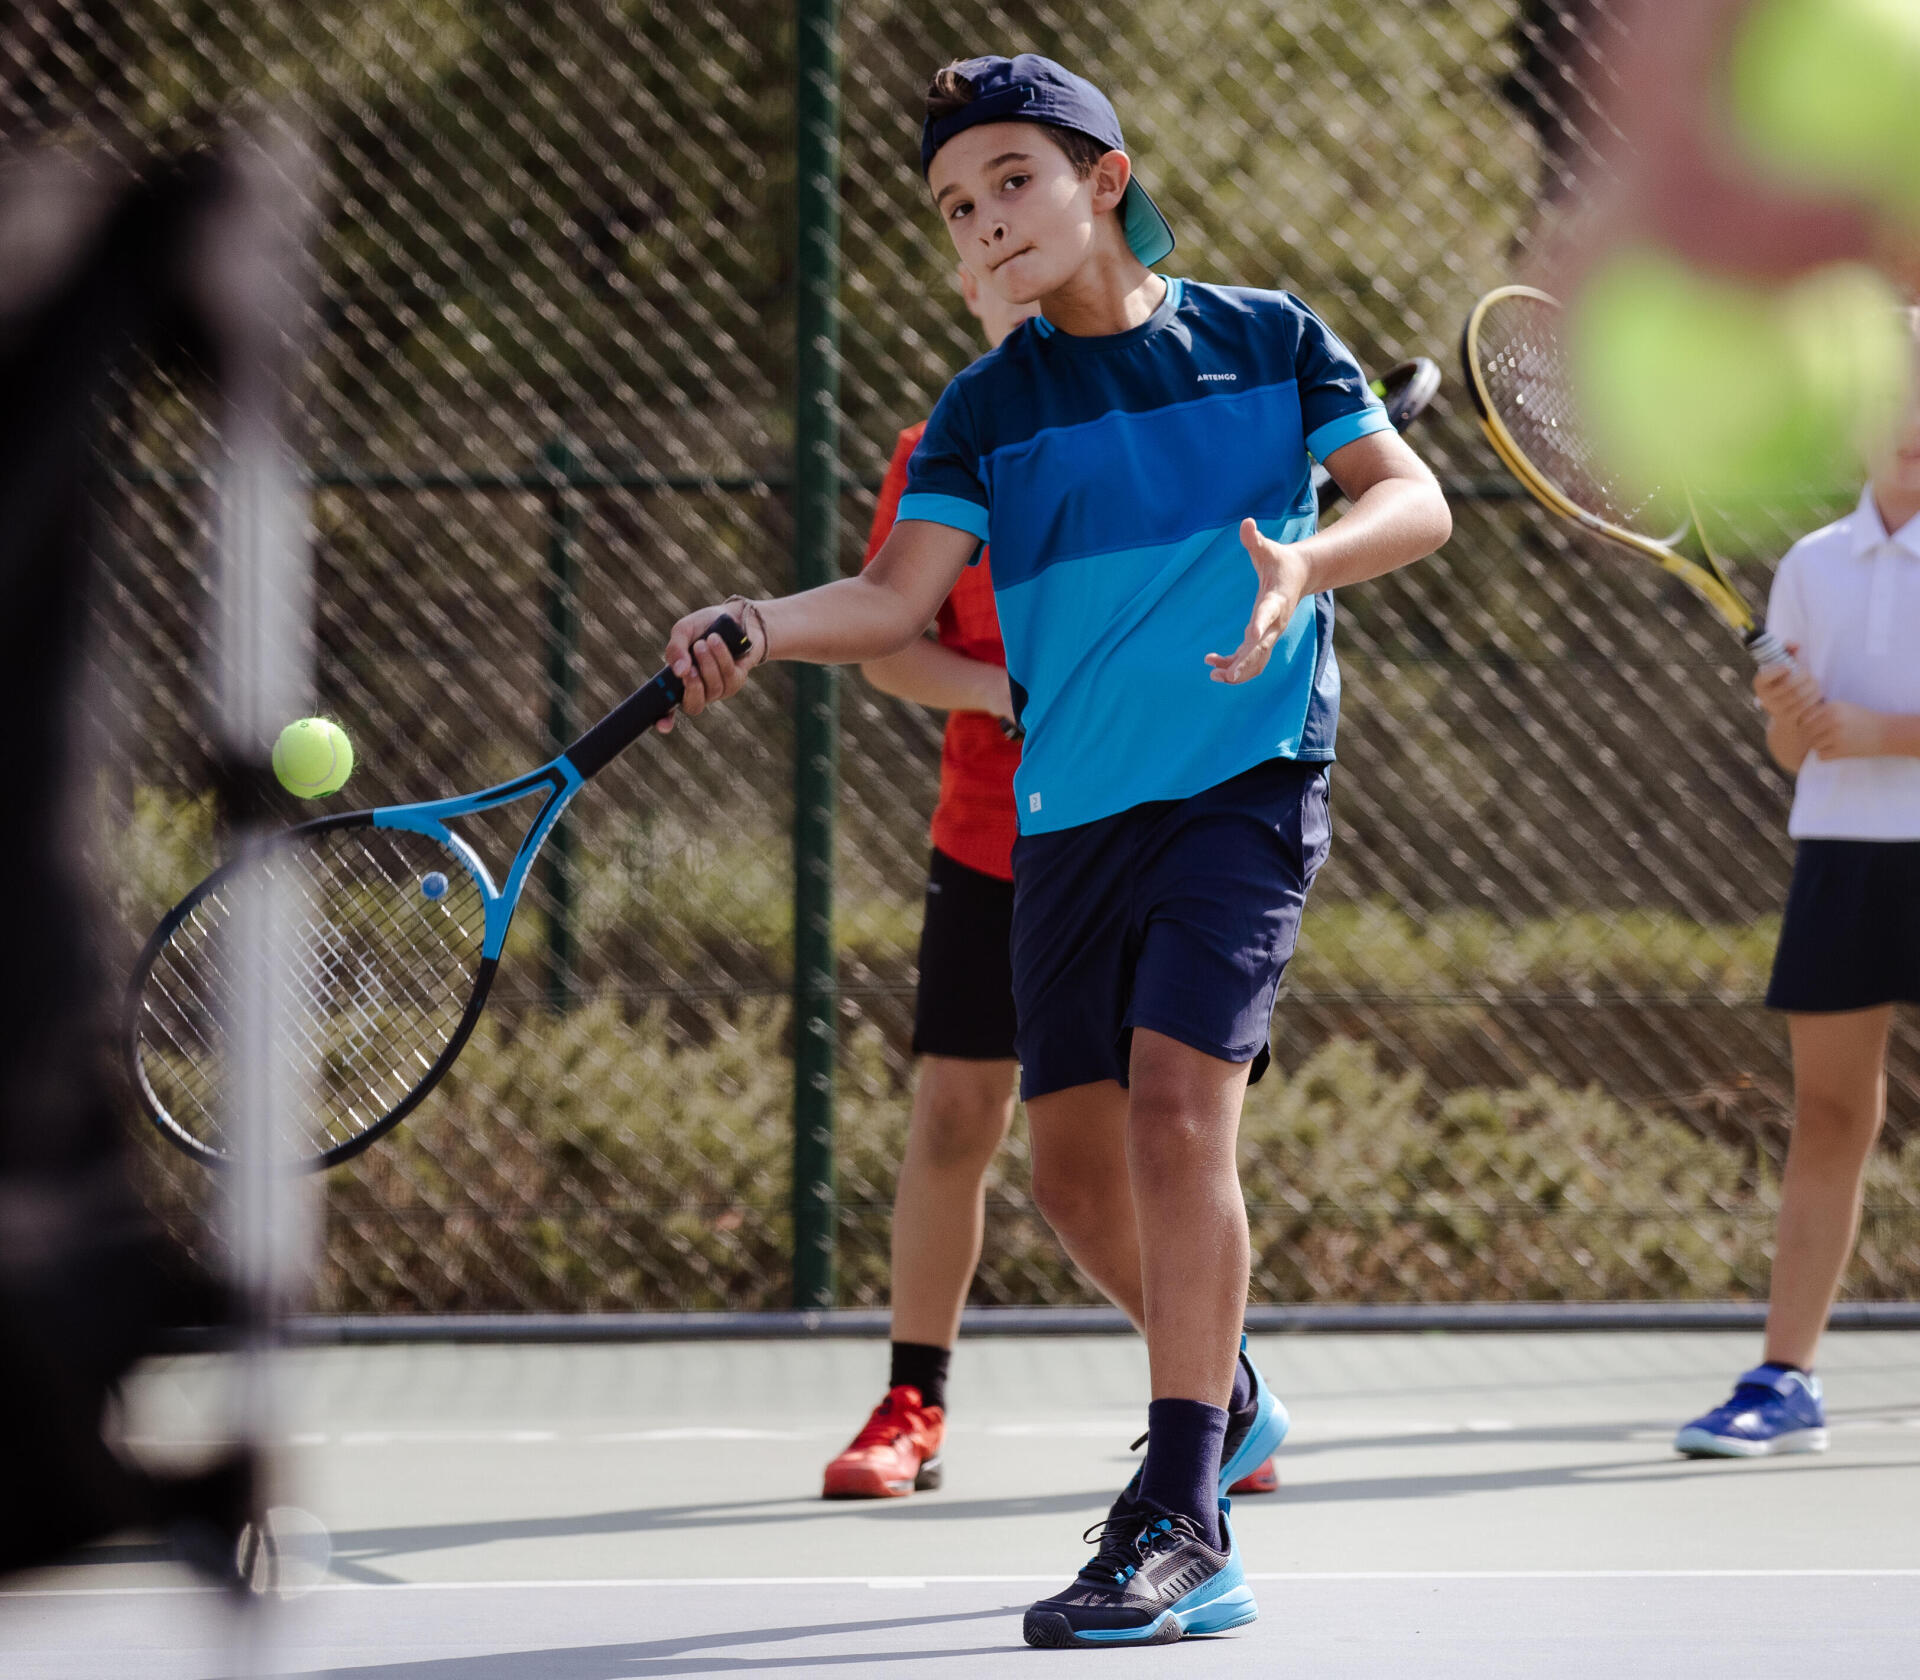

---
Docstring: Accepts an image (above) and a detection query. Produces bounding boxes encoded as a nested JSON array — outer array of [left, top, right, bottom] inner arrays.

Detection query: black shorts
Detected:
[[912, 847, 1018, 1060], [1765, 838, 1920, 1013]]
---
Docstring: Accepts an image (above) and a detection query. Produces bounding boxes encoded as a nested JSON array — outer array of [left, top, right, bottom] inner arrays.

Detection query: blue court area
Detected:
[[5, 1330, 1919, 1676]]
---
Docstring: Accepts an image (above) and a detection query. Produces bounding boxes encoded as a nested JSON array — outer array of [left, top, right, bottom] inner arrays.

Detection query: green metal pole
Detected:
[[541, 435, 581, 1012], [791, 0, 840, 1310]]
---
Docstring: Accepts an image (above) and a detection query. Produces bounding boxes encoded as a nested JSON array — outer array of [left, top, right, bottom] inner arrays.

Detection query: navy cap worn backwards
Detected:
[[919, 54, 1175, 268]]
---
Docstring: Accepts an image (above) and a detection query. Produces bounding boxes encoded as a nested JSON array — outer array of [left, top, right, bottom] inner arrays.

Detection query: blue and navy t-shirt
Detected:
[[898, 277, 1390, 835]]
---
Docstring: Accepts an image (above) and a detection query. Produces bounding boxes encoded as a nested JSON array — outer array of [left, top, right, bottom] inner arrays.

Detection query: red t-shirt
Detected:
[[863, 423, 1020, 881]]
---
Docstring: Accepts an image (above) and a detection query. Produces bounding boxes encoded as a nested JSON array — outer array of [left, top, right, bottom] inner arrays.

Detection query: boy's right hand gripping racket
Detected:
[[128, 615, 752, 1172], [1460, 285, 1791, 668]]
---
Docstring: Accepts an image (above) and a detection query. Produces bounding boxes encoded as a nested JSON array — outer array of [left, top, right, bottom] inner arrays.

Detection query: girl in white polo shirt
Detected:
[[1676, 333, 1920, 1457]]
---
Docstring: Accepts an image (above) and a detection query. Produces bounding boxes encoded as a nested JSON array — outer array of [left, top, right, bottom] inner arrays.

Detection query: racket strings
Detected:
[[1475, 296, 1672, 540], [136, 827, 487, 1158]]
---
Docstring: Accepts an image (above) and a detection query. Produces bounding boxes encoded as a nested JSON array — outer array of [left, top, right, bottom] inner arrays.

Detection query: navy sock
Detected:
[[888, 1341, 950, 1412], [1138, 1398, 1227, 1547], [1229, 1353, 1254, 1417]]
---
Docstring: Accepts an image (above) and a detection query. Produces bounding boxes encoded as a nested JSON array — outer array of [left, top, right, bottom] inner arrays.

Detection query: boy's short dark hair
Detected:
[[925, 63, 1108, 179]]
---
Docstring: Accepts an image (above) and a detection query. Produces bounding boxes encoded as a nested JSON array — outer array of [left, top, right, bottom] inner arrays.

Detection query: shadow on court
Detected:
[[73, 1488, 1112, 1585], [269, 1604, 1028, 1679]]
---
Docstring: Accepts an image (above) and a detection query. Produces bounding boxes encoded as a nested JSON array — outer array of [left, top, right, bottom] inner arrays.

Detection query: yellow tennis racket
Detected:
[[1461, 284, 1790, 669]]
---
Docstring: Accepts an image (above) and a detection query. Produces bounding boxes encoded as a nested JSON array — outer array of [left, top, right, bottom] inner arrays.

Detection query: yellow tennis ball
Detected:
[[272, 718, 354, 798], [1571, 249, 1910, 501], [1729, 0, 1920, 223]]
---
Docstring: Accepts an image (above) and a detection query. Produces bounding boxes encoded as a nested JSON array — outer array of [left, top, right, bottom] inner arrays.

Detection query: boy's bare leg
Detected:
[[1025, 1080, 1147, 1326], [888, 1056, 1019, 1348], [1126, 1029, 1252, 1407], [1763, 1006, 1894, 1370]]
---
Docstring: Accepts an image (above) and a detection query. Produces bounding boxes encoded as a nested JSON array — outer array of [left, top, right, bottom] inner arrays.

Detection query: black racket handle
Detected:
[[563, 612, 752, 779], [1745, 628, 1792, 670]]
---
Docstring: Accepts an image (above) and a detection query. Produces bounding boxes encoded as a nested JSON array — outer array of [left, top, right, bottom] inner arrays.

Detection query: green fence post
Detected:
[[541, 434, 581, 1012], [791, 0, 841, 1310]]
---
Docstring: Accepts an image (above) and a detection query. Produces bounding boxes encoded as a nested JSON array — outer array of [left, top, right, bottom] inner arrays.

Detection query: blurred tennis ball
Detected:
[[272, 718, 354, 797], [1729, 0, 1920, 223], [1571, 249, 1911, 500]]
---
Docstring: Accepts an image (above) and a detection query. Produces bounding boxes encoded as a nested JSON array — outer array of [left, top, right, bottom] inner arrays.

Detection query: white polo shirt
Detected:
[[1767, 486, 1920, 840]]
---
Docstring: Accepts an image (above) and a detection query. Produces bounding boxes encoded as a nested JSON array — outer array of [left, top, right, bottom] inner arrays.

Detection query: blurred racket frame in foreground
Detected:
[[1460, 284, 1789, 668]]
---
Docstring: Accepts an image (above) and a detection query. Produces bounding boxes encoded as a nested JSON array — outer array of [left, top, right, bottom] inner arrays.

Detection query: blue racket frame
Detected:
[[130, 615, 750, 1170], [372, 755, 586, 962]]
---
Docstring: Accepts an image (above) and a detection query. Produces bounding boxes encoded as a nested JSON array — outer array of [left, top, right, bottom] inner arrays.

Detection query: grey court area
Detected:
[[5, 1330, 1920, 1677]]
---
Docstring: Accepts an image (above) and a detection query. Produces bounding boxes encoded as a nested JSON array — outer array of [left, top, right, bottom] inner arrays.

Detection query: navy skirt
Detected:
[[1766, 839, 1920, 1013]]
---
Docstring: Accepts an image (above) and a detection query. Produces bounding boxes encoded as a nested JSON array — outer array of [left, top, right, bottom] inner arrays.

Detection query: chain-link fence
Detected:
[[13, 0, 1917, 1314]]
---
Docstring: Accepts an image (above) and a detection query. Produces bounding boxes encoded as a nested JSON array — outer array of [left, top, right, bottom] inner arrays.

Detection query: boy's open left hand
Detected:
[[1208, 519, 1311, 685], [657, 604, 766, 733]]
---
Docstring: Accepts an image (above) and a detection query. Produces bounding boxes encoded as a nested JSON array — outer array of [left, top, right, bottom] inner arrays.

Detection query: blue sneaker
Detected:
[[1022, 1501, 1257, 1648], [1674, 1364, 1827, 1457]]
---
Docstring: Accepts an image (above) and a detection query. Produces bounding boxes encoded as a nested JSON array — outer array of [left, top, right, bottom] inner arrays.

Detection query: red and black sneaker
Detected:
[[822, 1384, 945, 1499], [1227, 1457, 1279, 1495]]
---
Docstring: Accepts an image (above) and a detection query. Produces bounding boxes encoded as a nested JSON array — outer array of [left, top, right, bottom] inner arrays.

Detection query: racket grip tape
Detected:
[[563, 612, 751, 779], [1745, 628, 1793, 669]]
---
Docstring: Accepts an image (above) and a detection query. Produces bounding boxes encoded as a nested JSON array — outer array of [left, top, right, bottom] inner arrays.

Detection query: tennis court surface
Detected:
[[6, 1327, 1919, 1677]]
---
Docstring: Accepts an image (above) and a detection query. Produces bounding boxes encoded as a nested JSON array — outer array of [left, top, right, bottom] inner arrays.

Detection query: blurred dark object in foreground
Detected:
[[0, 144, 252, 1583], [1503, 0, 1626, 207]]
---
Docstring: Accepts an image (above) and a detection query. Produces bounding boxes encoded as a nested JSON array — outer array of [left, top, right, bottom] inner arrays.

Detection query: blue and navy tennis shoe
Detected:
[[1022, 1502, 1257, 1648], [1115, 1339, 1290, 1506], [1673, 1364, 1827, 1457]]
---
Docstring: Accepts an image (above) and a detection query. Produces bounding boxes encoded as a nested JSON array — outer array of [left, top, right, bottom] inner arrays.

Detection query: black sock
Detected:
[[1229, 1352, 1254, 1417], [1138, 1398, 1227, 1547], [888, 1341, 950, 1412], [1758, 1360, 1808, 1377]]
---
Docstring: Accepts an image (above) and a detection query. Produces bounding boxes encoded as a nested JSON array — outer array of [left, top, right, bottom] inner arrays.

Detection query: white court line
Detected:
[[133, 1427, 824, 1448], [133, 1416, 1557, 1448], [117, 1416, 1920, 1449], [11, 1568, 1920, 1598], [588, 1427, 808, 1442]]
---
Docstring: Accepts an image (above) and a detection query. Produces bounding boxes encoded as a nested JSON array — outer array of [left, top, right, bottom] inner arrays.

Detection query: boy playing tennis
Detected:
[[823, 264, 1276, 1504], [1675, 318, 1920, 1457], [662, 55, 1451, 1646]]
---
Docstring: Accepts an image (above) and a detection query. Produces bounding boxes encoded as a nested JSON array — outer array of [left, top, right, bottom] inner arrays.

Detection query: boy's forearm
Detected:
[[862, 637, 1007, 715], [759, 574, 934, 666], [747, 516, 976, 668], [1296, 475, 1452, 594]]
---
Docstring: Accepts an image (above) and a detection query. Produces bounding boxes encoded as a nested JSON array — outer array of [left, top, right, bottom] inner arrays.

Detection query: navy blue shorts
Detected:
[[1009, 758, 1332, 1101], [1766, 839, 1920, 1013]]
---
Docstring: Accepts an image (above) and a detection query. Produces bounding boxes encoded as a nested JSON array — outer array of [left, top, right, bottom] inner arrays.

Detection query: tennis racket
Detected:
[[1460, 285, 1789, 667], [128, 614, 752, 1171]]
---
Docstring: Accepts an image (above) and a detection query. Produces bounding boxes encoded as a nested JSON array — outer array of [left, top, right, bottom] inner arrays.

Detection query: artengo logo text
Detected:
[[1197, 372, 1237, 382]]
